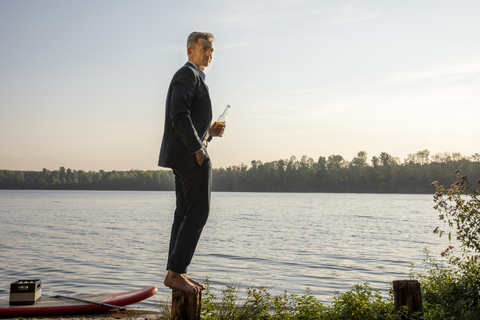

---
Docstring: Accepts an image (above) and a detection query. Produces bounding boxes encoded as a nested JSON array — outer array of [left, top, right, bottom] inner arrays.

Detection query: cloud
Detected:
[[288, 59, 480, 96], [216, 42, 255, 50], [379, 62, 480, 87], [325, 11, 378, 25], [263, 101, 305, 110], [324, 1, 379, 25], [210, 0, 377, 29]]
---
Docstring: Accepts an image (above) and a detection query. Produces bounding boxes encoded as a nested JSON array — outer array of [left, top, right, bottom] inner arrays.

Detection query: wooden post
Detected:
[[171, 289, 201, 320], [393, 280, 423, 319]]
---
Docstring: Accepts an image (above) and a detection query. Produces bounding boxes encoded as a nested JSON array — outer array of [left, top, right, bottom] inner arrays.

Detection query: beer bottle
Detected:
[[217, 105, 231, 126]]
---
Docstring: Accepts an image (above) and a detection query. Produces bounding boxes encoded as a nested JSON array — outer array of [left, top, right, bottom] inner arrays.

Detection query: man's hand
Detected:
[[209, 122, 225, 137], [195, 148, 206, 166]]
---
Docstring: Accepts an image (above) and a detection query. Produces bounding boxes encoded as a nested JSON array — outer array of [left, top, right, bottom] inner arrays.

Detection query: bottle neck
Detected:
[[221, 106, 230, 117]]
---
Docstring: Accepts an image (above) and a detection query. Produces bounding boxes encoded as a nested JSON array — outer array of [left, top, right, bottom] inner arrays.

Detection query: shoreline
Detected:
[[2, 309, 162, 320]]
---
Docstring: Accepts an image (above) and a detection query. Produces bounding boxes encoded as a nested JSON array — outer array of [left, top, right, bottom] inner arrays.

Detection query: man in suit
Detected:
[[159, 32, 225, 293]]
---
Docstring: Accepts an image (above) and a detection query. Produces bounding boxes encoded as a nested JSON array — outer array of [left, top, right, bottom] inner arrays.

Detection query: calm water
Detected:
[[0, 190, 454, 309]]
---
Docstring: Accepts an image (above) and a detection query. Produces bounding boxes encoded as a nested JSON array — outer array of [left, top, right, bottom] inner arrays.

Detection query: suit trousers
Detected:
[[166, 153, 212, 274]]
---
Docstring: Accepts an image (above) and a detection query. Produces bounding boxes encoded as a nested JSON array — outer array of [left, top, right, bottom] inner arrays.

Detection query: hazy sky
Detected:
[[1, 0, 479, 171]]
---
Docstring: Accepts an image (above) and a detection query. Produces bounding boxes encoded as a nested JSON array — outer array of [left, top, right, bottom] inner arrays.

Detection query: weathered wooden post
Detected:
[[171, 289, 201, 320], [393, 280, 423, 319]]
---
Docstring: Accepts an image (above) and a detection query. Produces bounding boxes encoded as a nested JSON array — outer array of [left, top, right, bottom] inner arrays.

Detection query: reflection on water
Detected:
[[0, 190, 454, 309]]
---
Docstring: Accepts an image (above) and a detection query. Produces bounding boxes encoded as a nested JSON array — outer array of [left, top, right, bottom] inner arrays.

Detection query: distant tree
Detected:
[[59, 167, 66, 180], [416, 149, 431, 165], [317, 156, 327, 171], [371, 156, 380, 168], [452, 152, 464, 162], [431, 153, 443, 163], [441, 152, 453, 163], [351, 151, 368, 167], [327, 155, 345, 171], [379, 152, 398, 167]]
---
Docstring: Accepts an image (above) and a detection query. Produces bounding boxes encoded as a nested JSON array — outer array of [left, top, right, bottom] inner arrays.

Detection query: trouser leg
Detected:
[[166, 157, 211, 274], [166, 173, 187, 267]]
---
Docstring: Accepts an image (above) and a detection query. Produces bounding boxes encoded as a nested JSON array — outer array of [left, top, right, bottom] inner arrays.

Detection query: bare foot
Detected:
[[164, 270, 198, 293], [182, 274, 205, 291]]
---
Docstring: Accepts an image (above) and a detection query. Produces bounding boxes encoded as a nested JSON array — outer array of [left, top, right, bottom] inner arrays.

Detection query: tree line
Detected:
[[0, 168, 175, 191], [1, 150, 479, 193]]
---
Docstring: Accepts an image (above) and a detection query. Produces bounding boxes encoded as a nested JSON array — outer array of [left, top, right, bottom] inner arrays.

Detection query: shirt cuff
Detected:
[[192, 147, 203, 155]]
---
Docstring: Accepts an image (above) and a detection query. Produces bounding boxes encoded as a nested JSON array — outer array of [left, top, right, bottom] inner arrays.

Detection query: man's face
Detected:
[[188, 38, 214, 70]]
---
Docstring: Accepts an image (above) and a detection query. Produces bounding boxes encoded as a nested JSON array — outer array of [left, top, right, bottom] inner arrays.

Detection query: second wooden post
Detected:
[[171, 289, 201, 320], [393, 280, 423, 319]]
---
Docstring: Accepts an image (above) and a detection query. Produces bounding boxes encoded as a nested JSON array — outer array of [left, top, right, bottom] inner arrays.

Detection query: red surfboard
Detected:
[[0, 286, 157, 317]]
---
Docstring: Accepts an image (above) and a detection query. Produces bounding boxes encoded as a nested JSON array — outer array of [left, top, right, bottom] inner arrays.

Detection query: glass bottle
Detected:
[[216, 105, 231, 126]]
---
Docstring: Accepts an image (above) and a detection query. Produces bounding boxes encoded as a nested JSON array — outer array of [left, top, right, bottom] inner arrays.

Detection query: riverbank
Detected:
[[3, 309, 162, 320]]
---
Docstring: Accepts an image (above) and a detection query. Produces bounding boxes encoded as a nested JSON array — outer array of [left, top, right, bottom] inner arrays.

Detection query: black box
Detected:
[[9, 279, 42, 305]]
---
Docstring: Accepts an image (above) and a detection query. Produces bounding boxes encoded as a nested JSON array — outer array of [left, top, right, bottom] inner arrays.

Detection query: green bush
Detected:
[[408, 171, 480, 319], [197, 278, 399, 320], [410, 248, 480, 320], [329, 283, 397, 320], [432, 170, 480, 254]]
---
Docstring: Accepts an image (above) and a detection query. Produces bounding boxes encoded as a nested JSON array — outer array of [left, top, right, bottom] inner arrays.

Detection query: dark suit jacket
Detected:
[[158, 62, 212, 171]]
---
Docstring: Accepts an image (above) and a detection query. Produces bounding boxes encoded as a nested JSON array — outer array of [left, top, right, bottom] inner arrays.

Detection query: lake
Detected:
[[0, 190, 455, 310]]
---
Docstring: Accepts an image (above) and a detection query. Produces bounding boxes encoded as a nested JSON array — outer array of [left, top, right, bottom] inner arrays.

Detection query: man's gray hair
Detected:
[[187, 32, 215, 49]]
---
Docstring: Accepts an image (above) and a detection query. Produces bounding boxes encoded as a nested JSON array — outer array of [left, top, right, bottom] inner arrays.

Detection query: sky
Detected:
[[1, 0, 479, 171]]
